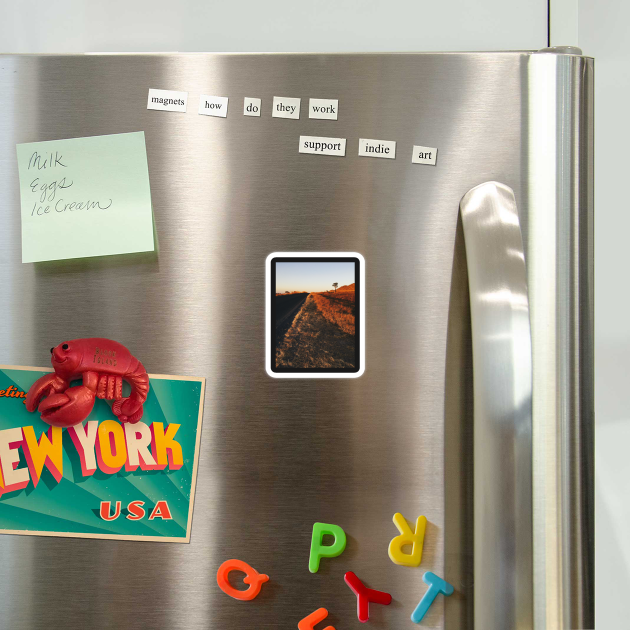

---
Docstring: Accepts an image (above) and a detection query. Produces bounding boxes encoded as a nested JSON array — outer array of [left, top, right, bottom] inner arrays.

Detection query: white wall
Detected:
[[0, 0, 547, 53], [576, 1, 629, 627]]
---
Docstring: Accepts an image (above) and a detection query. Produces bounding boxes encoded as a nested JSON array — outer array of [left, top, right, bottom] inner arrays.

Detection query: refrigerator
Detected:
[[0, 50, 593, 629]]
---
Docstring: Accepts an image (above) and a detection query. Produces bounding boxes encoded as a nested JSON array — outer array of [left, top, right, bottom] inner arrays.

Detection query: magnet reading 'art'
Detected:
[[25, 338, 149, 427], [298, 608, 335, 630], [216, 559, 269, 601], [388, 512, 427, 567], [309, 522, 347, 573]]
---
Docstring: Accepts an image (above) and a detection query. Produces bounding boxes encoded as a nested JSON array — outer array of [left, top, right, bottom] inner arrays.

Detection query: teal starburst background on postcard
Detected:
[[0, 367, 203, 541]]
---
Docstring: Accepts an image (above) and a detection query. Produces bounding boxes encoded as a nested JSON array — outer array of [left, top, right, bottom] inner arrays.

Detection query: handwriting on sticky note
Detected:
[[17, 132, 154, 263], [26, 151, 112, 215]]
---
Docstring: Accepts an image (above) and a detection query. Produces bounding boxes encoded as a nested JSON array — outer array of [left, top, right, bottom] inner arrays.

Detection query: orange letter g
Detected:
[[216, 559, 269, 601]]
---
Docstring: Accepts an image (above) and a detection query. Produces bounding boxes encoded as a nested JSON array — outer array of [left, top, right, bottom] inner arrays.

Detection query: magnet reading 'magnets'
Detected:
[[26, 338, 149, 428]]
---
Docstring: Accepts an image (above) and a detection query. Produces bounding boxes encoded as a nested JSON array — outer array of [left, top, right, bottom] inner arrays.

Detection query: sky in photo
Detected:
[[276, 261, 355, 293]]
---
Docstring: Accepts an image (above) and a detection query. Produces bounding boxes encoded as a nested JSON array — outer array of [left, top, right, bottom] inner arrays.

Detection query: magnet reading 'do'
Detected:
[[26, 338, 149, 427]]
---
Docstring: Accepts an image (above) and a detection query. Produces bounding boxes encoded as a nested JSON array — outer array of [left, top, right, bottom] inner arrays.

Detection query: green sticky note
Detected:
[[16, 132, 155, 263]]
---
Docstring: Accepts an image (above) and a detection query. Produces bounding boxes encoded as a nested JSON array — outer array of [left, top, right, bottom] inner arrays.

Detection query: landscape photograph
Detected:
[[273, 260, 357, 371]]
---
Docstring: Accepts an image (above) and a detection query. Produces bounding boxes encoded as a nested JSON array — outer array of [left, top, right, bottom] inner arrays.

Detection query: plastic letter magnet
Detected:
[[344, 571, 392, 622], [388, 512, 427, 567], [298, 608, 335, 630], [410, 571, 454, 623], [216, 559, 269, 601], [309, 522, 347, 573]]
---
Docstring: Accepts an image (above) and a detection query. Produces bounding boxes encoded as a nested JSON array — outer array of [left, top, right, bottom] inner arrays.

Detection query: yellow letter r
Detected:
[[388, 512, 427, 567]]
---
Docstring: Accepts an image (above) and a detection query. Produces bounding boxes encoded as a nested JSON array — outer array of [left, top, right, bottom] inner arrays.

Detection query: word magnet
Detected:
[[244, 97, 261, 117], [308, 98, 338, 120], [411, 572, 454, 624], [344, 571, 392, 622], [198, 95, 228, 118], [358, 138, 396, 159], [272, 96, 300, 119], [147, 88, 187, 112], [299, 136, 346, 157], [216, 559, 269, 601], [309, 522, 346, 573], [411, 145, 438, 165], [388, 512, 427, 567]]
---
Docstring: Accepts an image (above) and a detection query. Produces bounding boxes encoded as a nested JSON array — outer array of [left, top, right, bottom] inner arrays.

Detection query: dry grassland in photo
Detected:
[[275, 292, 355, 368], [311, 285, 355, 335]]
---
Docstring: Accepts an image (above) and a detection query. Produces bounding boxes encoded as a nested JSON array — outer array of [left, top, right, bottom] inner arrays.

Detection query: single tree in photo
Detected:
[[332, 282, 338, 292]]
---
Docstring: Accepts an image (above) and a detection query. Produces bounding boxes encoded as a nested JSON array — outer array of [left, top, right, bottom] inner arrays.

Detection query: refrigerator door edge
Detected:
[[527, 52, 595, 630]]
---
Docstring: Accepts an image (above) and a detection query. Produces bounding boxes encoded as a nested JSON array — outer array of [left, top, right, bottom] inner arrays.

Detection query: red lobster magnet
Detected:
[[26, 338, 149, 428]]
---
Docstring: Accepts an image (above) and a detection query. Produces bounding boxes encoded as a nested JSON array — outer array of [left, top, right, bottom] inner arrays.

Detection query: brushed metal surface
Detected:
[[0, 52, 593, 629], [460, 182, 533, 630], [527, 52, 595, 629]]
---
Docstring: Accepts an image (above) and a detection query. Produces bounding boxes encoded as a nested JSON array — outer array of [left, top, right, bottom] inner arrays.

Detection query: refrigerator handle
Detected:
[[459, 182, 533, 629]]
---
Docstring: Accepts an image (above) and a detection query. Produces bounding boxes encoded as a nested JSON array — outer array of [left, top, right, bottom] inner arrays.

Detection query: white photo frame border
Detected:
[[265, 252, 366, 379]]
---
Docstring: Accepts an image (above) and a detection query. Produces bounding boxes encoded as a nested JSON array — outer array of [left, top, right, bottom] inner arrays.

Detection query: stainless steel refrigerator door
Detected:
[[0, 52, 593, 629]]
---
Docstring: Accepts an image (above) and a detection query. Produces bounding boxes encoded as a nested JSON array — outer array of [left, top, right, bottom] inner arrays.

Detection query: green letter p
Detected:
[[308, 522, 347, 573]]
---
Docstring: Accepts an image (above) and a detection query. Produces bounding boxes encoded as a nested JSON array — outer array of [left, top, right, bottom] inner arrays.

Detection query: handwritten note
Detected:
[[16, 132, 154, 263]]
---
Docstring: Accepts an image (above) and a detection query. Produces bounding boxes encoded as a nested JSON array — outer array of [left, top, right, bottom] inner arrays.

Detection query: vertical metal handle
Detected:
[[460, 181, 533, 629]]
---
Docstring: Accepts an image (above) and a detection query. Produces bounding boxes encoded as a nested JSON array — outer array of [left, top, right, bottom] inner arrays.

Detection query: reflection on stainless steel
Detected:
[[460, 182, 533, 630], [0, 52, 593, 629], [527, 52, 595, 630]]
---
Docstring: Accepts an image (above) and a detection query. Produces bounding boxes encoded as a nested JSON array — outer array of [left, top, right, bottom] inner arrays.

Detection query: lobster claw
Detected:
[[25, 373, 67, 413], [112, 398, 144, 424], [37, 386, 96, 428]]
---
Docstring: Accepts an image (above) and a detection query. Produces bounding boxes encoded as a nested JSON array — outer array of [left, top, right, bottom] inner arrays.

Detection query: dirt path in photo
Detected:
[[275, 292, 309, 346], [276, 295, 355, 369]]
